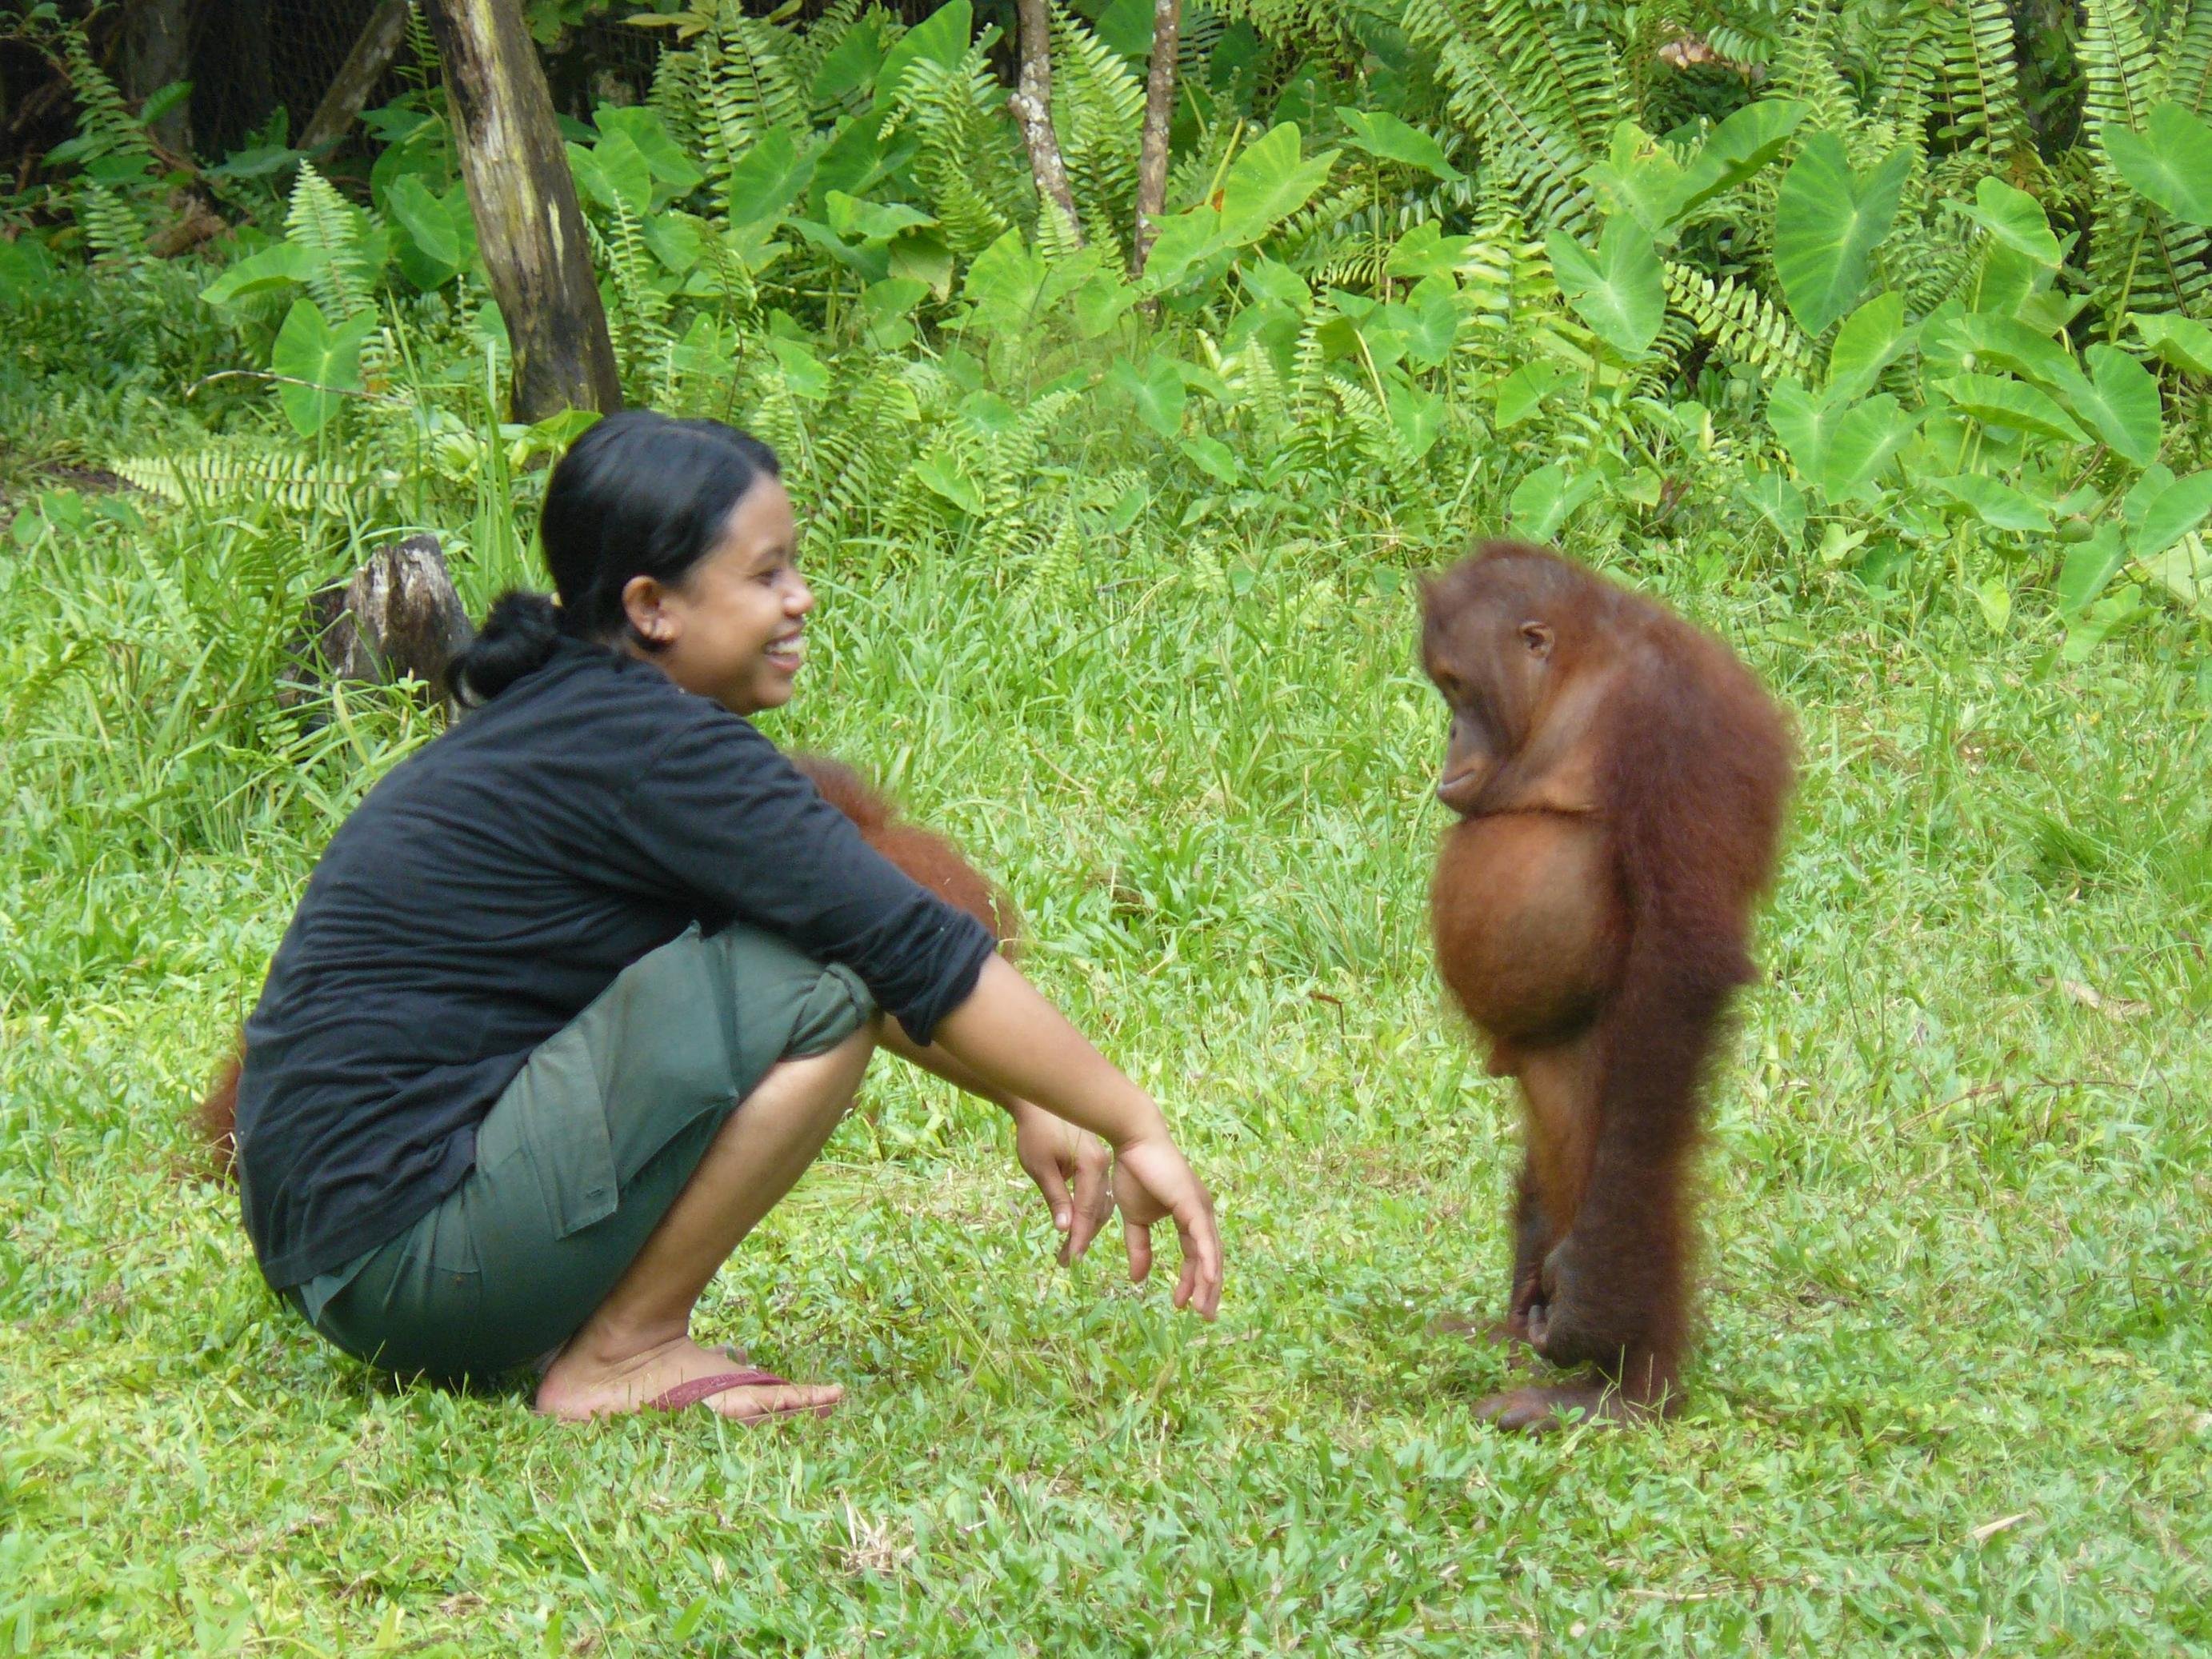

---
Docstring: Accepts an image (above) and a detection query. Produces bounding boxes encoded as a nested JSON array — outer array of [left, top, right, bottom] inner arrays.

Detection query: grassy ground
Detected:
[[3, 418, 2210, 1652]]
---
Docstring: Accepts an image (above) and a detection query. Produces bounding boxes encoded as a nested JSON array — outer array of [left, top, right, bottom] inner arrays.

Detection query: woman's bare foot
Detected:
[[534, 1333, 842, 1422]]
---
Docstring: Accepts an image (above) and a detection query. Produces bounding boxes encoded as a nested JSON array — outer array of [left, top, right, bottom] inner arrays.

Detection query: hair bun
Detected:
[[448, 590, 562, 706]]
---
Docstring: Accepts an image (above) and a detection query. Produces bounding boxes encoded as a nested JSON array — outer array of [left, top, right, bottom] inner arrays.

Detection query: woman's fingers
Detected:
[[1031, 1153, 1074, 1236], [1123, 1211, 1154, 1284], [1172, 1188, 1223, 1320], [1063, 1141, 1113, 1265], [1107, 1138, 1222, 1317]]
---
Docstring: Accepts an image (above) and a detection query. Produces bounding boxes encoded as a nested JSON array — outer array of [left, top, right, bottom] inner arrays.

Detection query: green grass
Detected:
[[5, 366, 2211, 1655]]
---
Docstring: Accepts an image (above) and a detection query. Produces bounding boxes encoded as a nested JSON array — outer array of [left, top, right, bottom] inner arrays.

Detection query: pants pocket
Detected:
[[485, 1024, 621, 1241]]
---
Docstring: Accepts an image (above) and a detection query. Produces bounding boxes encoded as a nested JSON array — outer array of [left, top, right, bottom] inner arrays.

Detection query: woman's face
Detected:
[[622, 477, 812, 716]]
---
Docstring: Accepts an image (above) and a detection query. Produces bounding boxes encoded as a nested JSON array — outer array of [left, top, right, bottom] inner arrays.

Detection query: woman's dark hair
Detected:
[[448, 410, 783, 704]]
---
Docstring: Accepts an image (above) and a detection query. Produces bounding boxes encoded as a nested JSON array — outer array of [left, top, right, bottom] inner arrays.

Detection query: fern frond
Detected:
[[1327, 376, 1411, 475], [2081, 0, 2210, 317], [1663, 262, 1816, 379], [674, 3, 806, 198], [1053, 8, 1145, 259], [882, 49, 1025, 255], [1936, 0, 2036, 169], [62, 30, 155, 170], [1217, 338, 1294, 442], [586, 205, 672, 386], [286, 162, 376, 319], [1770, 3, 1866, 150], [1203, 0, 1370, 49], [1475, 0, 1629, 158], [77, 184, 147, 266], [1402, 0, 1599, 233], [804, 362, 925, 532], [2163, 0, 2212, 113], [113, 448, 376, 509]]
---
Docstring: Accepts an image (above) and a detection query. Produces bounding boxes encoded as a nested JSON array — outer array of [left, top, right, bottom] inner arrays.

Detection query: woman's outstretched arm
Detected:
[[876, 1019, 1118, 1267], [919, 955, 1223, 1319]]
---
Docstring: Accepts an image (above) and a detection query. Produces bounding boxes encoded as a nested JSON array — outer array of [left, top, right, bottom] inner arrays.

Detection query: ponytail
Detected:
[[448, 590, 564, 706]]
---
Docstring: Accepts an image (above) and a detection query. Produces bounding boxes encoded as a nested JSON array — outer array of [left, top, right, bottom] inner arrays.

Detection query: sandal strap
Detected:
[[646, 1369, 792, 1411]]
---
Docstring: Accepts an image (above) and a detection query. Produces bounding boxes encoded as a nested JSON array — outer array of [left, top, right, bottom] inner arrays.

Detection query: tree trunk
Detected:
[[279, 534, 477, 721], [301, 0, 414, 156], [1008, 0, 1083, 246], [1130, 0, 1182, 278], [121, 0, 193, 156], [420, 0, 622, 421]]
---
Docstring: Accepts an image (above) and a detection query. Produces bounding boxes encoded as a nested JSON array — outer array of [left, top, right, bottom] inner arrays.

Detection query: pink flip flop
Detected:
[[645, 1366, 836, 1420]]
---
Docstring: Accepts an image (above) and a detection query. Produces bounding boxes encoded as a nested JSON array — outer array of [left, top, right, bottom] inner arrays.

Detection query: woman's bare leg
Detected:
[[535, 1022, 877, 1421]]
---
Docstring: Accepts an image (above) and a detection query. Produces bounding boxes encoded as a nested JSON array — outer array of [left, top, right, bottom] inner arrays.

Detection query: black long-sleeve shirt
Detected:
[[235, 638, 994, 1288]]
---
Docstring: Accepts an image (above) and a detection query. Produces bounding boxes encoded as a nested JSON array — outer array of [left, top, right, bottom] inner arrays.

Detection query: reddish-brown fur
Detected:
[[192, 755, 1016, 1181], [1421, 542, 1792, 1431]]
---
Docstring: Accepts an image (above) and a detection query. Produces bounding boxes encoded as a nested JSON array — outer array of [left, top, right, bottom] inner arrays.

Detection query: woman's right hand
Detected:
[[1110, 1135, 1222, 1320]]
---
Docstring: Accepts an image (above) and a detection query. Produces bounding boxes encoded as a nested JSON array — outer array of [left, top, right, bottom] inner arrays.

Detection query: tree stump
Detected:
[[280, 534, 476, 721]]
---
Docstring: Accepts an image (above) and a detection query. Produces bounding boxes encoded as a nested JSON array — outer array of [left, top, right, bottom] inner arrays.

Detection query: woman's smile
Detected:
[[764, 629, 805, 674]]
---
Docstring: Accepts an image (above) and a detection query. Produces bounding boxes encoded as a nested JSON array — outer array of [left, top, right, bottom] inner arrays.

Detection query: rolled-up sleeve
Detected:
[[606, 708, 995, 1043]]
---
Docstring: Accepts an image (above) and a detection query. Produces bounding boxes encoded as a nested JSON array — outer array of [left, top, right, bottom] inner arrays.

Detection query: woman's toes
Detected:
[[712, 1381, 842, 1421]]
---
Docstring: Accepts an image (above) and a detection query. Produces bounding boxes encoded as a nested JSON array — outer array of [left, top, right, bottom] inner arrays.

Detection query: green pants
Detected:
[[284, 921, 875, 1380]]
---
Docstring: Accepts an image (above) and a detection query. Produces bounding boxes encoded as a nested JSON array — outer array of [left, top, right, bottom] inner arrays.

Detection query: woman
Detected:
[[234, 410, 1222, 1422]]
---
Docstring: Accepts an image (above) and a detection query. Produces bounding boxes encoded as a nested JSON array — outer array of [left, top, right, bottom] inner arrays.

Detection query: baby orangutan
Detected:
[[1422, 542, 1791, 1431], [194, 754, 1016, 1176]]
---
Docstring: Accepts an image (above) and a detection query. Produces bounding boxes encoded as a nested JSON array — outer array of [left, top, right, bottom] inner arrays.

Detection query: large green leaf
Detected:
[[2102, 102, 2212, 226], [1109, 352, 1188, 438], [1958, 177, 2062, 266], [594, 106, 704, 198], [810, 12, 887, 102], [1385, 221, 1472, 280], [1675, 98, 1808, 217], [2129, 470, 2212, 557], [1765, 378, 1840, 484], [874, 0, 971, 111], [1773, 133, 1910, 335], [1825, 291, 1908, 403], [387, 175, 474, 287], [1387, 379, 1446, 458], [1742, 470, 1807, 542], [1931, 313, 2077, 391], [1140, 204, 1230, 290], [2130, 310, 2212, 375], [1771, 375, 1915, 502], [1142, 125, 1337, 290], [826, 191, 933, 243], [2138, 535, 2210, 616], [1545, 218, 1664, 358], [199, 242, 327, 308], [1934, 373, 2089, 444], [961, 229, 1062, 334], [2056, 524, 2130, 614], [1929, 474, 2054, 532], [1217, 124, 1338, 246], [1818, 396, 1918, 502], [1508, 462, 1602, 542], [576, 131, 653, 216], [1332, 107, 1462, 181], [1492, 361, 1563, 429], [270, 298, 375, 437], [1587, 122, 1689, 239], [725, 129, 814, 230], [2060, 345, 2162, 466]]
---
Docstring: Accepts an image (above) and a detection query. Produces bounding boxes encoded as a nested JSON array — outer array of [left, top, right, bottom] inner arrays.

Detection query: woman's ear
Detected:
[[621, 574, 676, 647]]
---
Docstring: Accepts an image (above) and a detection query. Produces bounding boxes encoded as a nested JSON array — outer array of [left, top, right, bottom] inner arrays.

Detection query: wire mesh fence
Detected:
[[186, 0, 666, 163]]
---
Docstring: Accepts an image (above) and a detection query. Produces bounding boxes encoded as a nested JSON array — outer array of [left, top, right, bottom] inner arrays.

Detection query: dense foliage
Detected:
[[6, 0, 2212, 660]]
